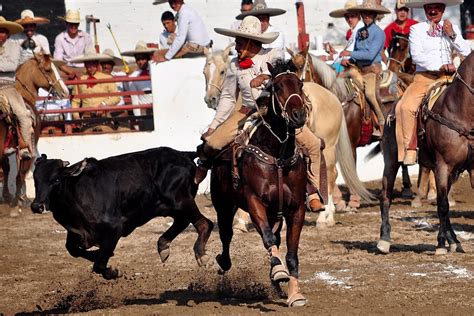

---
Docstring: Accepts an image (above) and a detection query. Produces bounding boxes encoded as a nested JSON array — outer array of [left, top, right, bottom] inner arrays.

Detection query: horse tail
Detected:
[[336, 114, 377, 202], [364, 143, 382, 162]]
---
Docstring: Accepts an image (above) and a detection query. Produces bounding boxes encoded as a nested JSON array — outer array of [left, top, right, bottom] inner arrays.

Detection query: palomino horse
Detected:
[[203, 49, 374, 227], [377, 52, 474, 254], [288, 49, 412, 211], [3, 53, 69, 209], [210, 61, 308, 306]]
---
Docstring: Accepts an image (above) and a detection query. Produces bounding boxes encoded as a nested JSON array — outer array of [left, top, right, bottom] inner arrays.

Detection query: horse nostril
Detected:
[[292, 109, 306, 123]]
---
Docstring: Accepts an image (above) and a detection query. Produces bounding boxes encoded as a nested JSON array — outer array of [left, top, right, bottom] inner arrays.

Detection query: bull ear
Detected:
[[62, 159, 87, 177], [62, 161, 70, 167], [35, 154, 48, 165]]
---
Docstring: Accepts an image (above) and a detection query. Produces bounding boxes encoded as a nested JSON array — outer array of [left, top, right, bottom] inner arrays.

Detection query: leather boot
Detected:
[[307, 193, 325, 212]]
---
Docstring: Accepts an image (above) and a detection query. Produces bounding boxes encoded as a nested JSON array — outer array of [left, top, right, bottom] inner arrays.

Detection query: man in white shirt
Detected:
[[235, 0, 286, 53], [11, 10, 50, 65], [152, 0, 211, 62], [122, 41, 157, 130], [196, 16, 325, 212], [159, 11, 177, 49], [395, 0, 471, 165]]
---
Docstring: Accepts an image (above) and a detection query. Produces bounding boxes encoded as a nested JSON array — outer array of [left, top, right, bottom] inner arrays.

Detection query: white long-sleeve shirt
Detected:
[[165, 4, 210, 60], [0, 40, 21, 82], [262, 25, 285, 51], [11, 32, 51, 64], [334, 20, 364, 64], [409, 20, 471, 72], [209, 48, 283, 129]]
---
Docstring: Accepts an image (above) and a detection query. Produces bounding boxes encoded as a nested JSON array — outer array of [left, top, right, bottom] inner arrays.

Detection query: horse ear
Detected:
[[286, 47, 295, 58], [43, 54, 52, 71], [223, 43, 234, 58], [204, 47, 210, 59]]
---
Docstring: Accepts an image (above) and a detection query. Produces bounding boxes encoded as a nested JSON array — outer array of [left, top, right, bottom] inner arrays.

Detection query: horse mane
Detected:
[[309, 57, 349, 101], [269, 59, 297, 77]]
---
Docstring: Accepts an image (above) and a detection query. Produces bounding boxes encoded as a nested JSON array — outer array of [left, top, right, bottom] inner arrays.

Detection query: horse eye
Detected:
[[220, 70, 225, 75]]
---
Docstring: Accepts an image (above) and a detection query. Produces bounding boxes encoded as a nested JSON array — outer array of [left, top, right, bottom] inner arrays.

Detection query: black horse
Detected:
[[211, 61, 308, 307], [378, 52, 474, 254]]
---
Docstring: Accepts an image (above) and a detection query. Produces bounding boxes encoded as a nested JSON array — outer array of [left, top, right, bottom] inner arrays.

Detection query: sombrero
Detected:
[[102, 49, 123, 65], [329, 0, 359, 18], [214, 16, 278, 44], [405, 0, 463, 8], [69, 47, 115, 63], [236, 0, 286, 20], [121, 41, 158, 56], [0, 16, 24, 35], [347, 0, 391, 14], [58, 9, 81, 24], [152, 0, 168, 4], [15, 10, 50, 25]]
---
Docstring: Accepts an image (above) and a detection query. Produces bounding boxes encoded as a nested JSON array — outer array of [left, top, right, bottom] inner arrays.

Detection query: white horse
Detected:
[[203, 46, 374, 227]]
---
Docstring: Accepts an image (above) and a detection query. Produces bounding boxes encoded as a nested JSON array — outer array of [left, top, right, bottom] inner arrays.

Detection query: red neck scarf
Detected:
[[239, 58, 254, 69], [346, 29, 352, 41], [86, 75, 96, 88]]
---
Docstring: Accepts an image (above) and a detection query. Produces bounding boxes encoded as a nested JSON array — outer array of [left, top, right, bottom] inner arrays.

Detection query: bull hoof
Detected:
[[158, 247, 170, 263], [157, 238, 171, 263], [216, 254, 231, 272], [411, 197, 422, 208], [435, 247, 448, 255], [377, 240, 391, 254], [449, 243, 465, 253], [196, 253, 210, 267], [102, 268, 120, 280]]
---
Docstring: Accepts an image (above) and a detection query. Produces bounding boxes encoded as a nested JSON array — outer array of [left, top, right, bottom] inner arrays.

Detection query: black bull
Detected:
[[31, 147, 213, 279]]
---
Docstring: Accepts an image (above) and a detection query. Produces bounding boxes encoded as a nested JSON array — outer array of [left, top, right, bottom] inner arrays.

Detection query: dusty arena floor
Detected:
[[1, 176, 473, 315]]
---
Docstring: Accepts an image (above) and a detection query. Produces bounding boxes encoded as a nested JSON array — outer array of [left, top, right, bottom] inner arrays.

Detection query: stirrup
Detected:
[[19, 148, 32, 160]]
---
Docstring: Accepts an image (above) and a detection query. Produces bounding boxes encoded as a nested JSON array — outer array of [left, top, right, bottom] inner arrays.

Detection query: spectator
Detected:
[[54, 9, 92, 71], [0, 17, 34, 159], [69, 48, 120, 121], [152, 0, 211, 62], [159, 11, 177, 49], [11, 9, 50, 65], [236, 0, 286, 54], [101, 48, 126, 107], [231, 0, 253, 31], [121, 41, 157, 130]]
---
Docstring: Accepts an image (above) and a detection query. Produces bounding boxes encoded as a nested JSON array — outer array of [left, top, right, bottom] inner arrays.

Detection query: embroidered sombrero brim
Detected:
[[0, 18, 23, 35], [405, 0, 463, 8], [15, 16, 50, 25], [347, 4, 391, 14], [69, 53, 114, 63], [329, 9, 351, 18], [214, 27, 278, 44], [236, 8, 286, 20]]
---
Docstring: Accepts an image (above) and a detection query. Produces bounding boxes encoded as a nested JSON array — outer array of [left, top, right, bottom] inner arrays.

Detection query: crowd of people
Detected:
[[0, 0, 471, 202]]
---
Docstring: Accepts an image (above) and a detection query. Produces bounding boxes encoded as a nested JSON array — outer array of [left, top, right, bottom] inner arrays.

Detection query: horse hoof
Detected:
[[377, 240, 391, 254], [401, 188, 413, 199], [347, 200, 360, 209], [448, 200, 456, 207], [427, 190, 437, 201], [411, 198, 422, 208], [449, 243, 464, 253], [335, 200, 347, 212], [216, 254, 231, 272], [435, 247, 448, 255], [270, 257, 290, 283], [9, 208, 21, 218], [287, 292, 307, 307]]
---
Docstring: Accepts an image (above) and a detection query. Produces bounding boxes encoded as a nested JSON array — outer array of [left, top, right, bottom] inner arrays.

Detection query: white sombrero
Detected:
[[329, 0, 359, 18], [347, 0, 391, 14], [215, 16, 278, 44], [70, 47, 114, 63], [58, 9, 81, 24], [236, 0, 286, 20], [15, 10, 50, 25], [102, 48, 123, 65], [405, 0, 463, 8], [0, 16, 24, 35], [121, 41, 158, 56]]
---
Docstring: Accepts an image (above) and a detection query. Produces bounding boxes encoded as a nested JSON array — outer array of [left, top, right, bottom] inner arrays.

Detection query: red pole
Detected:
[[296, 0, 309, 51]]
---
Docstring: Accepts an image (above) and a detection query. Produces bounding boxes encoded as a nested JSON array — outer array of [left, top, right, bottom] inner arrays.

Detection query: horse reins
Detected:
[[388, 35, 410, 72]]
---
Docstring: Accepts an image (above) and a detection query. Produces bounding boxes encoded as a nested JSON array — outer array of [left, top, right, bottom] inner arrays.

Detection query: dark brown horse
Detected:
[[378, 52, 474, 254], [211, 61, 308, 307], [288, 49, 412, 210], [387, 31, 415, 75], [2, 53, 68, 209]]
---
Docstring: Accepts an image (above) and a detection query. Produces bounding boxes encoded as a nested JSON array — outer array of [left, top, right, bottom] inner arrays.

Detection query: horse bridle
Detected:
[[388, 35, 410, 72], [258, 71, 304, 144], [205, 58, 226, 97]]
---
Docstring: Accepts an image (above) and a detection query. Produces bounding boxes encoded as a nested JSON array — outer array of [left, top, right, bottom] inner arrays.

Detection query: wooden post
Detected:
[[296, 0, 309, 51]]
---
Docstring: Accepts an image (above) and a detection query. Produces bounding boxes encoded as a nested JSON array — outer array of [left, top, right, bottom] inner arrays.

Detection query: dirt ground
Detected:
[[0, 175, 473, 315]]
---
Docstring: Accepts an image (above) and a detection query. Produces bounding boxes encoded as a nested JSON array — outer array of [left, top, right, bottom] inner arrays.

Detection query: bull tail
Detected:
[[336, 114, 377, 202]]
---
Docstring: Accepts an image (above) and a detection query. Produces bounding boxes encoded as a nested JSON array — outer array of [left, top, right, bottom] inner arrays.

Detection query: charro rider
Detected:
[[11, 9, 51, 65], [340, 0, 390, 138], [396, 0, 471, 165], [0, 17, 34, 160], [195, 16, 326, 212]]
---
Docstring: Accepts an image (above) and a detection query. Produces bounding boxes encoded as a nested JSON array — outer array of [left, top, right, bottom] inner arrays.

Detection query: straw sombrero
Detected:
[[405, 0, 463, 8], [329, 0, 359, 18], [58, 9, 81, 24], [15, 10, 50, 25], [70, 47, 114, 63], [121, 41, 158, 56], [152, 0, 168, 5], [102, 48, 123, 65], [236, 0, 286, 20], [0, 16, 24, 35], [215, 16, 278, 44], [347, 0, 391, 14]]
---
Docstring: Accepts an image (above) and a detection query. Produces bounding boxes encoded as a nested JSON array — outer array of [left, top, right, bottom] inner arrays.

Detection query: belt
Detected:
[[418, 70, 453, 78]]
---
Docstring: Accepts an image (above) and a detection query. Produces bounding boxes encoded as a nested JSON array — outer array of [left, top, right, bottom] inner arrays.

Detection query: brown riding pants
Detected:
[[205, 108, 322, 194], [360, 63, 385, 127], [395, 73, 437, 161]]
